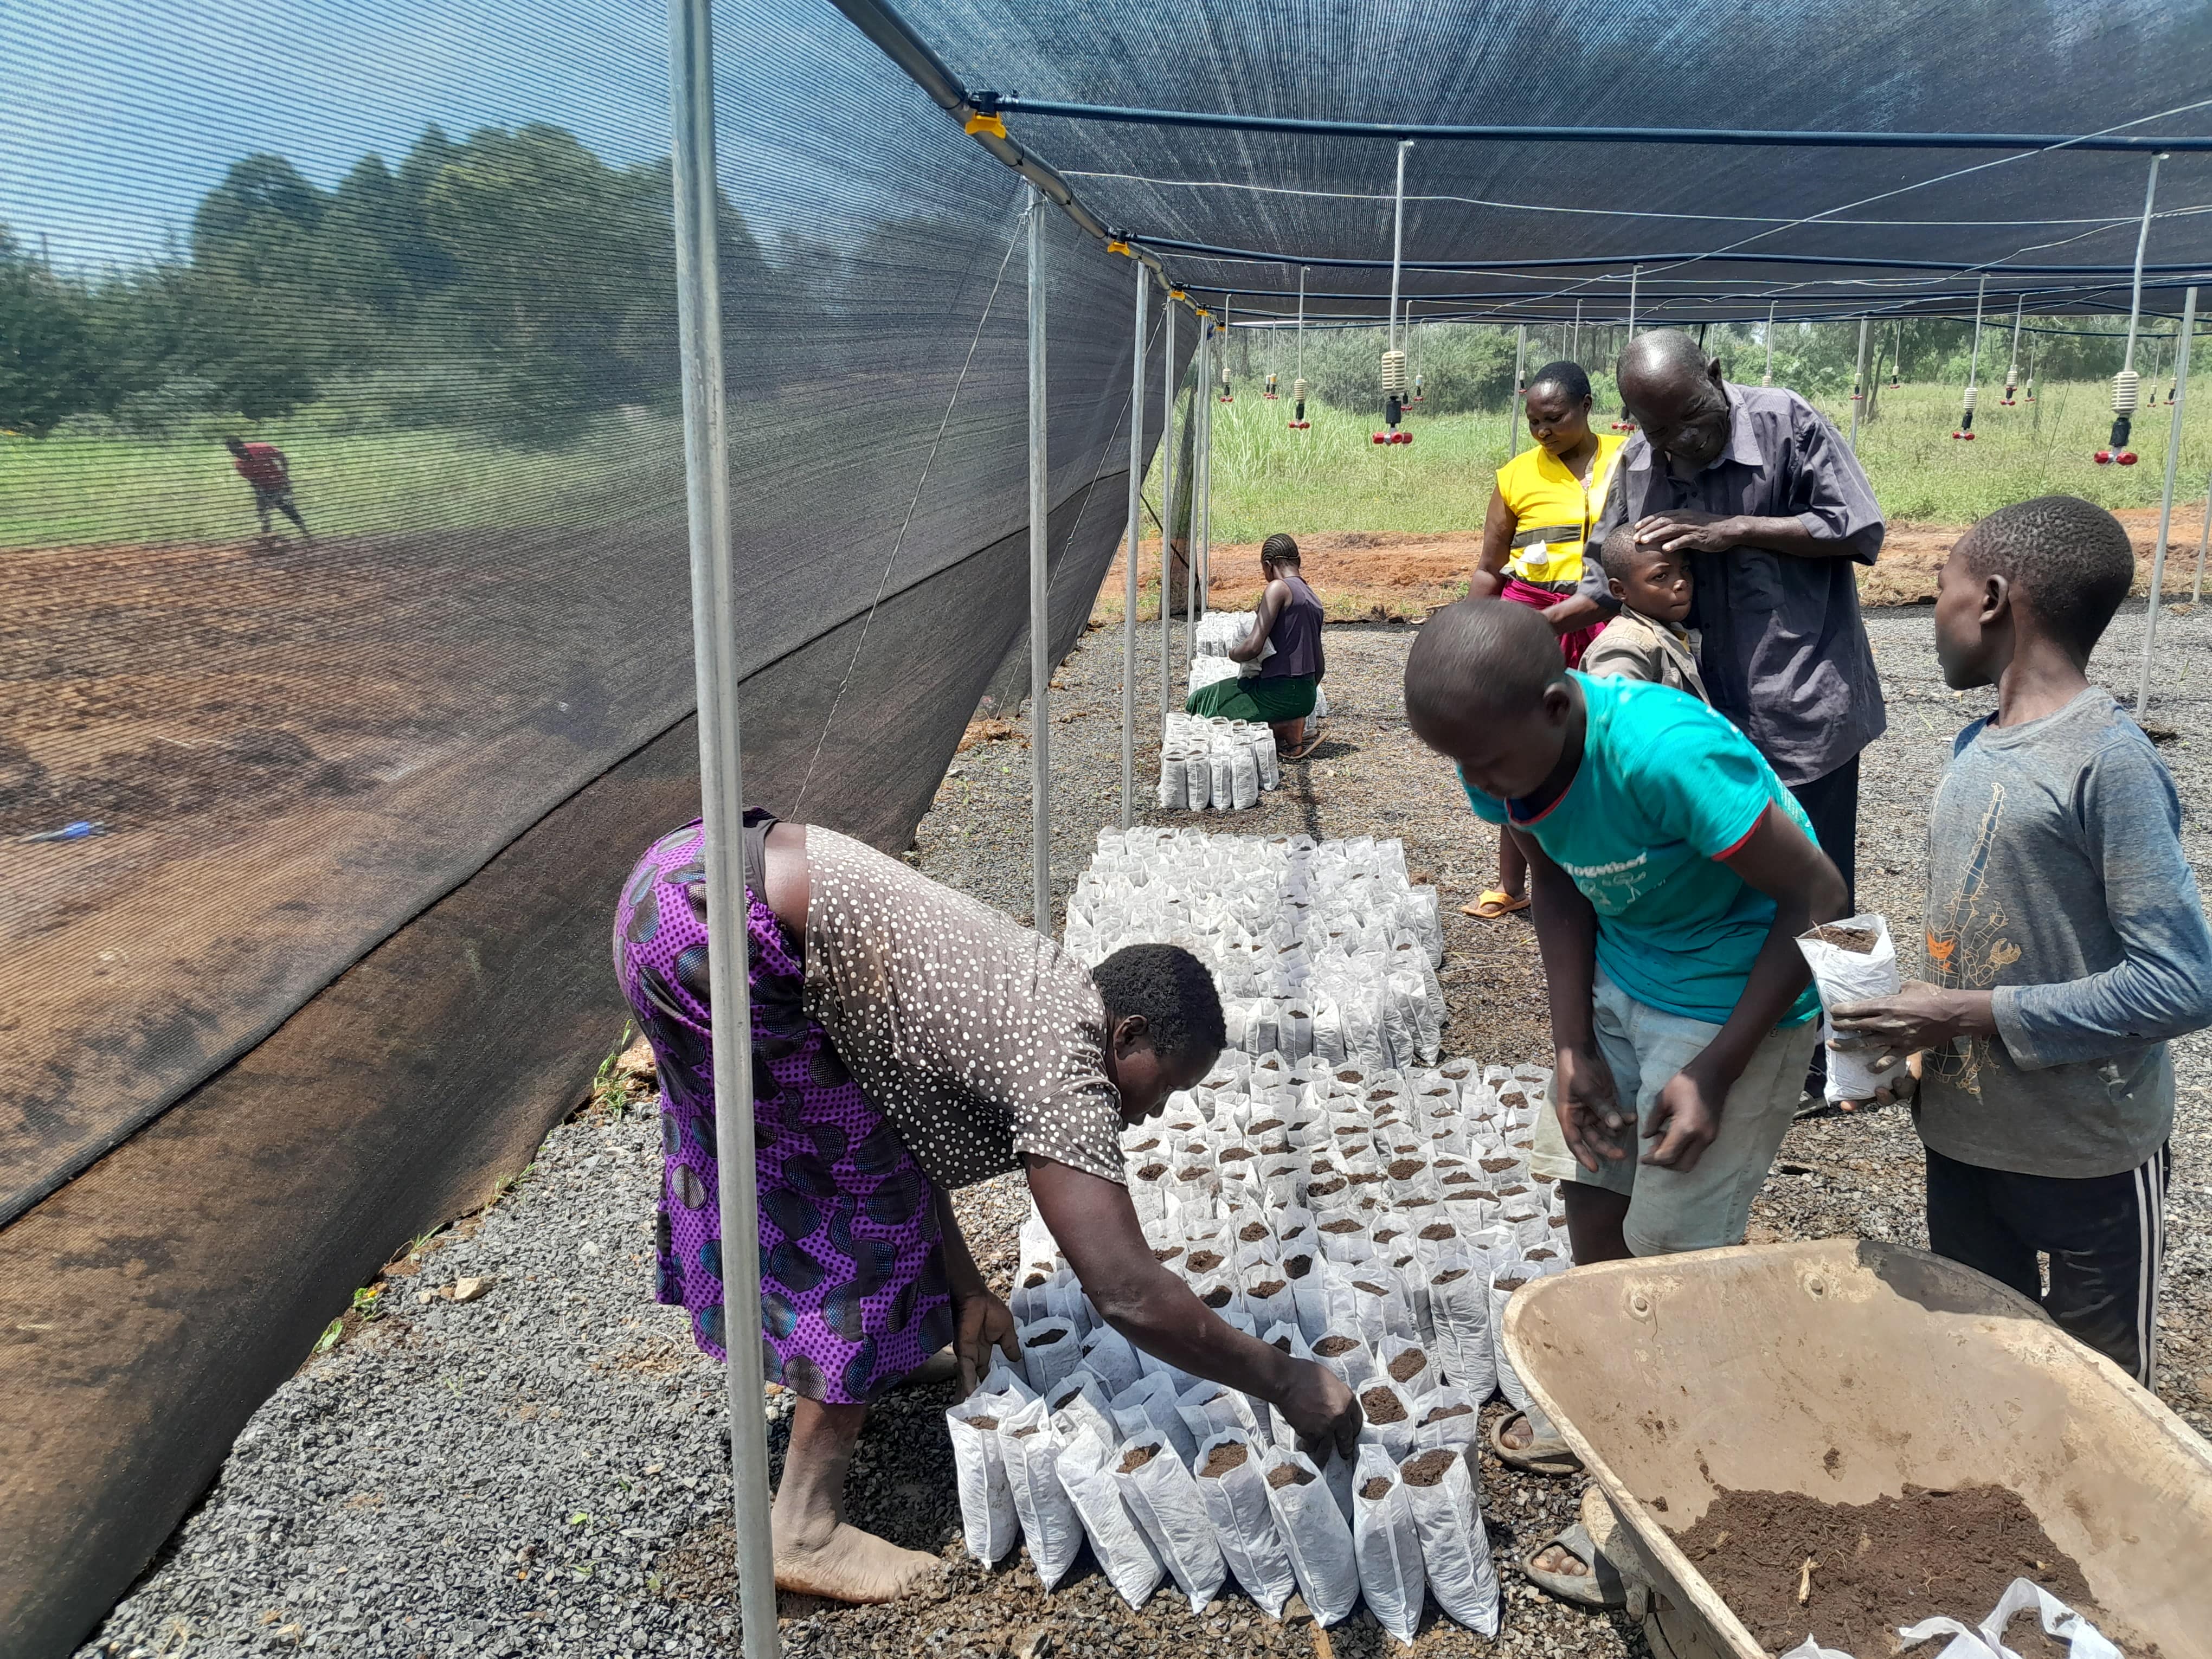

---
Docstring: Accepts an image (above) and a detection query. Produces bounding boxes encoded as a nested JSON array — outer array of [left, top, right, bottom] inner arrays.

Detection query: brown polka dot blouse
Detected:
[[800, 826, 1127, 1191]]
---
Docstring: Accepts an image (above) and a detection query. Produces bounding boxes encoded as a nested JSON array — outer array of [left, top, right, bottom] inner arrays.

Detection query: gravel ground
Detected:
[[74, 603, 2212, 1659]]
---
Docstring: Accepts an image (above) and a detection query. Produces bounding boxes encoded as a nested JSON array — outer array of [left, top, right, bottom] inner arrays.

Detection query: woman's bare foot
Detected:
[[774, 1521, 943, 1603], [1529, 1542, 1592, 1577]]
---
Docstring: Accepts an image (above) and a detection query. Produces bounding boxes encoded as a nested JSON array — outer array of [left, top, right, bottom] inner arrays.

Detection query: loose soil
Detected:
[[1251, 1278, 1287, 1298], [1388, 1349, 1429, 1383], [1401, 1449, 1459, 1487], [1422, 1401, 1475, 1425], [1360, 1387, 1409, 1424], [1313, 1335, 1361, 1358], [1185, 1250, 1224, 1274], [1808, 923, 1880, 953], [963, 1416, 999, 1432], [1266, 1462, 1314, 1490], [1023, 1327, 1068, 1348], [1116, 1444, 1159, 1476], [1360, 1477, 1396, 1501], [1238, 1221, 1270, 1243], [1200, 1442, 1250, 1478], [1671, 1484, 2104, 1658]]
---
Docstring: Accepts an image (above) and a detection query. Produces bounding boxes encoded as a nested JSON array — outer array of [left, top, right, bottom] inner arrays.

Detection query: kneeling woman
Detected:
[[1185, 532, 1326, 759], [614, 813, 1360, 1603]]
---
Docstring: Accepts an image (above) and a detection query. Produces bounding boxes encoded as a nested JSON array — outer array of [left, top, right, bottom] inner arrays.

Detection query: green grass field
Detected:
[[0, 408, 682, 548], [1167, 380, 2212, 544], [5, 380, 2204, 551]]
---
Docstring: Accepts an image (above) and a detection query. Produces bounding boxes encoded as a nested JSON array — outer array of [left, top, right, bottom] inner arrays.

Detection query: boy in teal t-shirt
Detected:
[[1405, 600, 1847, 1268]]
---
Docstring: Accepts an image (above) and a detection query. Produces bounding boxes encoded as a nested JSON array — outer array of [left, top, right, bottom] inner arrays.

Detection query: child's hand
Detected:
[[1555, 1043, 1630, 1172], [1830, 981, 1995, 1071], [1643, 1069, 1722, 1171]]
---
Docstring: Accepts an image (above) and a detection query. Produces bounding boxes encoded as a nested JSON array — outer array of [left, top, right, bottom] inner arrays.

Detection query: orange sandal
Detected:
[[1462, 889, 1530, 919]]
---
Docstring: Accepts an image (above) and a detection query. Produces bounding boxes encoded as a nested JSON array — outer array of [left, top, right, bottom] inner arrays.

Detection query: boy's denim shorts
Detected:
[[1531, 968, 1818, 1256]]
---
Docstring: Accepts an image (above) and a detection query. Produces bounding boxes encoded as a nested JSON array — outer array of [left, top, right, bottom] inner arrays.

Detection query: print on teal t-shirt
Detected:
[[1462, 673, 1822, 1026]]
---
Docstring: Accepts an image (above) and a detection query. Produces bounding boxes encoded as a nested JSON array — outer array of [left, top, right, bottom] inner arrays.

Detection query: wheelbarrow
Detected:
[[1502, 1238, 2212, 1658]]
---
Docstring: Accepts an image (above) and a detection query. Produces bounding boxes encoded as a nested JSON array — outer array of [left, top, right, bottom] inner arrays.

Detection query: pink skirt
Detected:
[[1501, 574, 1603, 668]]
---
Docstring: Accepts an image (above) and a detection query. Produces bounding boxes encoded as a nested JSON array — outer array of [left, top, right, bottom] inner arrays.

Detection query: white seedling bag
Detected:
[[1058, 1426, 1166, 1608], [1017, 1316, 1082, 1399], [1259, 1446, 1360, 1627], [1399, 1445, 1500, 1635], [1350, 1443, 1426, 1646], [999, 1396, 1084, 1591], [946, 1390, 1023, 1565], [1193, 1431, 1299, 1618], [1795, 914, 1911, 1102], [1111, 1434, 1227, 1613]]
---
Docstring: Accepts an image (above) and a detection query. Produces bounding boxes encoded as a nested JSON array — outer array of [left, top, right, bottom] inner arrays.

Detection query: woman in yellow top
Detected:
[[1462, 359, 1625, 919]]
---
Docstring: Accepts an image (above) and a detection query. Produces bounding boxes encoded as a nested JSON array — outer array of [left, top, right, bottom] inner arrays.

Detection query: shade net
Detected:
[[896, 0, 2212, 324], [0, 0, 1180, 1226]]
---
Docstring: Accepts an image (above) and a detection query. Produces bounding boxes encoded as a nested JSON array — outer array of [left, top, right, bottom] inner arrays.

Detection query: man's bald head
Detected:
[[1617, 329, 1714, 396], [1616, 330, 1732, 472], [1404, 601, 1581, 799]]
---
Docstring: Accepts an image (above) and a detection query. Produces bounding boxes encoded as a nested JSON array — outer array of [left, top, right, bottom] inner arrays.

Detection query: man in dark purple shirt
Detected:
[[1579, 330, 1887, 1097]]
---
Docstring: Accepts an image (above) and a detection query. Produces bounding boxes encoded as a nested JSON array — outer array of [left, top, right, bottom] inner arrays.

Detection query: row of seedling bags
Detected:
[[1156, 711, 1284, 812], [942, 1057, 1568, 1640], [1065, 829, 1447, 1073]]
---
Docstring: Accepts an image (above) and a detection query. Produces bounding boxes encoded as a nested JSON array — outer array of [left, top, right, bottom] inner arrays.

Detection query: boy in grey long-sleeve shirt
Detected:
[[1834, 496, 2212, 1387]]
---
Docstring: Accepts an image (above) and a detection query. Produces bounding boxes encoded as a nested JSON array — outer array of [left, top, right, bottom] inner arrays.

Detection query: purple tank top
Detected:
[[1259, 573, 1324, 679]]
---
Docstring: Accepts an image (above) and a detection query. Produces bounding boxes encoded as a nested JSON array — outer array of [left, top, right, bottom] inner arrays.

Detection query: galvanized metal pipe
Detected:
[[1122, 262, 1145, 830], [2192, 467, 2212, 605], [1197, 319, 1214, 617], [1186, 321, 1205, 667], [2124, 155, 2167, 373], [1849, 317, 1870, 450], [1160, 295, 1177, 723], [1764, 301, 1776, 385], [1028, 191, 1051, 931], [1503, 324, 1527, 455], [667, 3, 776, 1652], [2138, 284, 2195, 719]]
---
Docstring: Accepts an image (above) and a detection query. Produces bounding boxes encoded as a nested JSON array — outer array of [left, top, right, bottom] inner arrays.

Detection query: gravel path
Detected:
[[75, 603, 2212, 1659]]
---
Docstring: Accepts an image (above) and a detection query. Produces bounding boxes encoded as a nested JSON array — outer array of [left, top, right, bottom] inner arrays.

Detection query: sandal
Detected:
[[1461, 889, 1530, 919], [1520, 1521, 1628, 1610], [1488, 1406, 1583, 1475], [1280, 736, 1324, 762]]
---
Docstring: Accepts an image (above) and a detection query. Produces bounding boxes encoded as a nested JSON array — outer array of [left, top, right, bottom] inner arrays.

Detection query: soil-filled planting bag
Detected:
[[1018, 1316, 1082, 1399], [1176, 1377, 1263, 1451], [1356, 1379, 1417, 1462], [1427, 1251, 1494, 1396], [1795, 914, 1910, 1103], [1398, 1445, 1500, 1634], [1309, 1329, 1377, 1393], [1111, 1373, 1198, 1466], [1194, 1432, 1298, 1618], [1058, 1426, 1167, 1607], [1413, 1387, 1482, 1456], [999, 1396, 1084, 1591], [1111, 1435, 1227, 1614], [1351, 1443, 1426, 1645], [1259, 1446, 1360, 1626], [946, 1390, 1023, 1566], [1079, 1323, 1144, 1398]]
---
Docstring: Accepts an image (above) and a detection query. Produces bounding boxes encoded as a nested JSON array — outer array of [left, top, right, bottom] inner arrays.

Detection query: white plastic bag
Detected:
[[1795, 914, 1911, 1103], [1413, 1387, 1482, 1455], [1018, 1316, 1082, 1399], [1350, 1443, 1426, 1645], [946, 1390, 1022, 1566], [1399, 1445, 1500, 1634], [1000, 1396, 1085, 1591], [1079, 1324, 1144, 1398], [1058, 1426, 1166, 1608], [1112, 1372, 1199, 1466], [1113, 1433, 1227, 1613], [1193, 1431, 1300, 1618], [1895, 1576, 2123, 1659], [1427, 1250, 1494, 1396], [1259, 1445, 1360, 1626], [1355, 1379, 1417, 1462]]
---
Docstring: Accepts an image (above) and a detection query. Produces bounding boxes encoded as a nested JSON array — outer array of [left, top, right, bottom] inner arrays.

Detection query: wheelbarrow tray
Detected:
[[1502, 1238, 2212, 1658]]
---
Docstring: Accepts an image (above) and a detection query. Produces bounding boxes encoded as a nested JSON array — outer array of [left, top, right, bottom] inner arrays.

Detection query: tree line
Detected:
[[0, 123, 778, 439]]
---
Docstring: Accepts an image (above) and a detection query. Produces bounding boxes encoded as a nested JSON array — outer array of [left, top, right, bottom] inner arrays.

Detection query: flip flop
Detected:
[[1280, 736, 1324, 762], [1487, 1406, 1583, 1475], [1461, 889, 1530, 919], [1520, 1521, 1628, 1610]]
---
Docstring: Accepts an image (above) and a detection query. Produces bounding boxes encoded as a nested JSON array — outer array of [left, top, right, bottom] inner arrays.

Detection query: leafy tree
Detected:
[[0, 226, 102, 434]]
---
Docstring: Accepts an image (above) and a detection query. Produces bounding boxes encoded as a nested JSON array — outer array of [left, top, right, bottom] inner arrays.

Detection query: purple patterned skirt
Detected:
[[613, 820, 954, 1404]]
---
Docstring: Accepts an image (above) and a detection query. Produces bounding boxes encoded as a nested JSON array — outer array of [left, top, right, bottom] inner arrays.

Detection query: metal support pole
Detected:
[[1627, 266, 1639, 337], [668, 5, 775, 1654], [1197, 320, 1214, 616], [1027, 192, 1051, 931], [2124, 155, 2166, 374], [1160, 296, 1176, 723], [1764, 301, 1776, 385], [1387, 141, 1412, 353], [1849, 317, 1870, 451], [2138, 284, 2195, 719], [1503, 323, 1527, 454], [2192, 466, 2212, 604], [1185, 321, 1206, 664], [1121, 262, 1145, 831], [1570, 298, 1581, 361]]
